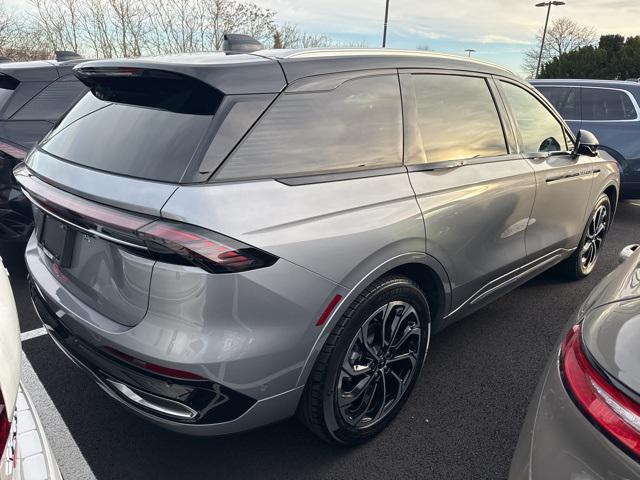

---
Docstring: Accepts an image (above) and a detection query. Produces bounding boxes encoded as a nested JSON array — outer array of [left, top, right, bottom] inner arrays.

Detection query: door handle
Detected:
[[546, 171, 579, 183], [421, 160, 466, 172]]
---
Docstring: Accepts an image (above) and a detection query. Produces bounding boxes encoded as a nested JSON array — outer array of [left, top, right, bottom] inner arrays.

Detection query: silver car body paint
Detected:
[[20, 49, 620, 434]]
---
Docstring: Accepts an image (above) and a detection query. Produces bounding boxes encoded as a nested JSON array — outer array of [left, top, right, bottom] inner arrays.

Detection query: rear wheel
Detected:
[[298, 275, 430, 445], [560, 193, 611, 280]]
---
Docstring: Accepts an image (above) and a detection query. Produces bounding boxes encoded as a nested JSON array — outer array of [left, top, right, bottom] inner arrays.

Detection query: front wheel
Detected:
[[561, 193, 612, 280], [298, 275, 430, 445]]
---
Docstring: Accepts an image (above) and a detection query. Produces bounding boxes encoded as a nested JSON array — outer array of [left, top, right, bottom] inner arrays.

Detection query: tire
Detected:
[[298, 275, 430, 445], [560, 193, 612, 280]]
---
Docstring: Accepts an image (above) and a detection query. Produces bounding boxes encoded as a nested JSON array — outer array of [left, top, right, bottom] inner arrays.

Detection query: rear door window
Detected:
[[217, 74, 402, 180], [501, 81, 568, 153], [536, 86, 580, 120], [410, 74, 508, 162], [581, 87, 638, 121]]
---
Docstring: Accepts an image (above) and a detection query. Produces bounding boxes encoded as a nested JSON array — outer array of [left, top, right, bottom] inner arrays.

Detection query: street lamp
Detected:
[[382, 0, 390, 48], [534, 1, 566, 79], [465, 49, 476, 57]]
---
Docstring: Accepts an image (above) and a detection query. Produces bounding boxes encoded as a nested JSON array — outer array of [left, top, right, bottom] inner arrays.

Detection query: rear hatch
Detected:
[[19, 57, 284, 327], [581, 249, 640, 397]]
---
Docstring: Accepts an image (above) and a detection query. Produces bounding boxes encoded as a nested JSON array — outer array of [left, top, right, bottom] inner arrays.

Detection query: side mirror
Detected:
[[619, 244, 639, 264], [573, 129, 599, 157]]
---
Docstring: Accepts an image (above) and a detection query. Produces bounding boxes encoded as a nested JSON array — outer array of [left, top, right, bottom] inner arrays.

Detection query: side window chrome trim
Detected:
[[407, 153, 523, 172], [538, 84, 640, 122], [275, 166, 408, 186], [579, 86, 640, 123]]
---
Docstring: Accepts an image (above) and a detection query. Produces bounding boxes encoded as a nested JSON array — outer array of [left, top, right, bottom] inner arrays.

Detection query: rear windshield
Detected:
[[40, 72, 221, 183]]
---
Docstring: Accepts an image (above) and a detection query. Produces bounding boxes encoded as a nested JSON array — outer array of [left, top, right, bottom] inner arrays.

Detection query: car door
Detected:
[[401, 72, 537, 317], [498, 80, 594, 259]]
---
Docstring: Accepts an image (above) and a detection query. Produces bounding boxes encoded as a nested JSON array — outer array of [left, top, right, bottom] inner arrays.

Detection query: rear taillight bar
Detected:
[[15, 167, 277, 274], [561, 323, 640, 459]]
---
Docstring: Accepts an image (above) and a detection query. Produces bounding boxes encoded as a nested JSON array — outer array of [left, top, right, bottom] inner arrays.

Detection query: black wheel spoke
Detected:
[[337, 300, 423, 429]]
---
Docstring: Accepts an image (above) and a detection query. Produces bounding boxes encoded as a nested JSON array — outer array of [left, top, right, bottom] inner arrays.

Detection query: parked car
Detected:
[[510, 243, 640, 480], [532, 79, 640, 199], [17, 48, 619, 445], [0, 52, 89, 242], [0, 256, 62, 480]]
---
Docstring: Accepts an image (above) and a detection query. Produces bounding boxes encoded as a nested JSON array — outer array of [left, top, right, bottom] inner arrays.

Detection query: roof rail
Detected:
[[55, 51, 83, 62], [0, 57, 13, 63], [221, 34, 263, 54]]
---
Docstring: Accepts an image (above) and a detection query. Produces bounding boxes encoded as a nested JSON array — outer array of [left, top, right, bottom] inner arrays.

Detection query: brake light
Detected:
[[16, 169, 277, 274], [139, 220, 277, 274], [102, 347, 206, 381], [561, 324, 640, 459]]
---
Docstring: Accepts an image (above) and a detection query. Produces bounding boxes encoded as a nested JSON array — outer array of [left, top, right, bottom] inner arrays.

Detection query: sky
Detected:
[[6, 0, 640, 76], [259, 0, 640, 76]]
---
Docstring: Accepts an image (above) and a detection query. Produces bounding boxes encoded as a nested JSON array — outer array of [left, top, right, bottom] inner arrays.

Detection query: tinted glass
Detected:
[[0, 89, 14, 111], [218, 75, 402, 180], [41, 93, 213, 183], [582, 88, 638, 121], [12, 79, 86, 121], [412, 75, 507, 162], [536, 86, 579, 120], [501, 82, 567, 153]]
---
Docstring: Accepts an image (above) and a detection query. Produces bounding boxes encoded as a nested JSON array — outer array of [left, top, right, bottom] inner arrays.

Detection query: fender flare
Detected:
[[295, 252, 451, 389]]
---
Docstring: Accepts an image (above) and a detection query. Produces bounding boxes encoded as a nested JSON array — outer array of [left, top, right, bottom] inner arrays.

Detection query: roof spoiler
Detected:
[[55, 51, 83, 62], [221, 34, 263, 54]]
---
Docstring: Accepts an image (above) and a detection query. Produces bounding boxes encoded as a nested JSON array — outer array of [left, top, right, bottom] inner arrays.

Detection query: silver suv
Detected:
[[17, 49, 620, 445]]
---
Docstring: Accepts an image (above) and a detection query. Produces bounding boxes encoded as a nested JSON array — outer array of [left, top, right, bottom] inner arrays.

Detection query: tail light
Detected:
[[139, 221, 277, 274], [16, 168, 278, 274], [561, 323, 640, 459]]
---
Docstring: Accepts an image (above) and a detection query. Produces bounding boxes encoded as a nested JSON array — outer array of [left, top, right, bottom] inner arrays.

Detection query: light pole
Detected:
[[465, 49, 476, 57], [382, 0, 390, 48], [534, 1, 565, 79]]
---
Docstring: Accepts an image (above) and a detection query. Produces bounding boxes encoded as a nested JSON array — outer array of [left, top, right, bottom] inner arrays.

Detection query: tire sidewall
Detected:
[[576, 194, 611, 278], [321, 278, 430, 444]]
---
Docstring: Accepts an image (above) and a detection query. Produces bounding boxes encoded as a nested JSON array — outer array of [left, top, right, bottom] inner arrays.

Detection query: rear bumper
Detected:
[[509, 344, 640, 480], [30, 278, 306, 435], [25, 233, 341, 435]]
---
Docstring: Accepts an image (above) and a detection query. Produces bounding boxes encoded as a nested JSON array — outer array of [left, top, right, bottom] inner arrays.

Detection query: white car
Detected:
[[0, 257, 61, 480]]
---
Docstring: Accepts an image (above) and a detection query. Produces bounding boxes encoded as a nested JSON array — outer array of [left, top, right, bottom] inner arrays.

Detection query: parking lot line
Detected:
[[21, 327, 47, 342], [21, 351, 97, 480]]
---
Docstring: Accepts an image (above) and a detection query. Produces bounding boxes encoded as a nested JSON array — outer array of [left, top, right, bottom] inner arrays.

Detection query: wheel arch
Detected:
[[296, 253, 451, 390]]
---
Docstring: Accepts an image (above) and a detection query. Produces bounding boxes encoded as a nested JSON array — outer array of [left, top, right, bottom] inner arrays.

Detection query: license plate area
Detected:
[[39, 215, 75, 267]]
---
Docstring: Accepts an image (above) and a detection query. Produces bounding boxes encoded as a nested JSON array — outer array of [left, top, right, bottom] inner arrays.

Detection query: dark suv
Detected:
[[0, 53, 88, 241], [532, 79, 640, 199]]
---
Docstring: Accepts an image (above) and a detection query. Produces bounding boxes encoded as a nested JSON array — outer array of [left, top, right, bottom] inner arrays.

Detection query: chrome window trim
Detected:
[[536, 84, 640, 123]]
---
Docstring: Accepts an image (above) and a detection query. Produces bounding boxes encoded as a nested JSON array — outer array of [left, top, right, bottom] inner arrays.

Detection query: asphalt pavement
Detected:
[[2, 200, 639, 480]]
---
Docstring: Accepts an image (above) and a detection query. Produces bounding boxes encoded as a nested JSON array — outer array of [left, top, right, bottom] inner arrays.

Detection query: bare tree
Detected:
[[523, 17, 597, 78]]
